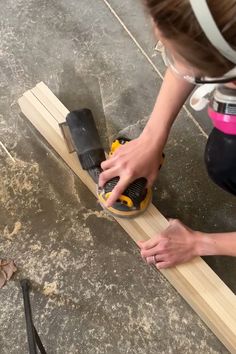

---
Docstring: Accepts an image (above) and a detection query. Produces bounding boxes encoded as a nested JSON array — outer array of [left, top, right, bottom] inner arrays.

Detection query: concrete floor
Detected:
[[0, 0, 235, 353]]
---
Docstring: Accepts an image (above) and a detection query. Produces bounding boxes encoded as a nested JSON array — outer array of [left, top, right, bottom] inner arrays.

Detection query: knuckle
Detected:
[[117, 162, 134, 175], [99, 175, 104, 183], [160, 241, 169, 252], [114, 185, 123, 194], [161, 238, 169, 246], [117, 158, 128, 170], [114, 148, 123, 156], [126, 166, 135, 177], [171, 218, 179, 225], [159, 239, 169, 249], [117, 161, 125, 170], [142, 244, 150, 251], [150, 173, 156, 183], [141, 250, 148, 257]]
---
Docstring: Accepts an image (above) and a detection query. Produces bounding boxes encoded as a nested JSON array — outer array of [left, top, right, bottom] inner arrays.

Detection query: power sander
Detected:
[[61, 109, 163, 218]]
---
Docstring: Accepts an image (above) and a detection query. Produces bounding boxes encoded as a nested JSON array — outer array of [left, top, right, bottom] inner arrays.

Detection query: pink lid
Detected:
[[208, 107, 236, 135]]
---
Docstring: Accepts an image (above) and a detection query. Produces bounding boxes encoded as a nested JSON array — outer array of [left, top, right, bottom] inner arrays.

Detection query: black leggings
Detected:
[[205, 128, 236, 196]]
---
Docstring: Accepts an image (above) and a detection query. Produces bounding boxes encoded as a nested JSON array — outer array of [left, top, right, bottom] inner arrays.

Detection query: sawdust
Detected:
[[3, 221, 22, 240], [5, 158, 39, 194], [29, 242, 42, 251], [0, 157, 40, 214], [48, 248, 73, 271], [72, 178, 81, 204], [49, 248, 70, 260], [82, 208, 113, 221], [43, 281, 58, 296]]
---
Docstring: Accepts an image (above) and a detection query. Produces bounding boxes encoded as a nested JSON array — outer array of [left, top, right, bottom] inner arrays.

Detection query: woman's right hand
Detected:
[[98, 132, 165, 207]]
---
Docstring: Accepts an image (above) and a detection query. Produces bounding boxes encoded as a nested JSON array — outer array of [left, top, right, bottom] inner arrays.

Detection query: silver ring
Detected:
[[152, 255, 156, 263]]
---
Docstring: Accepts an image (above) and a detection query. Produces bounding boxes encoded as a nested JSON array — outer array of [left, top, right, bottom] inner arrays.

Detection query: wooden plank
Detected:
[[18, 83, 236, 353]]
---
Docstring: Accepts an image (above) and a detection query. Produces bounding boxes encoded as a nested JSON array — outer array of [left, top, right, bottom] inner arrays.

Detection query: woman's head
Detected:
[[144, 0, 236, 78]]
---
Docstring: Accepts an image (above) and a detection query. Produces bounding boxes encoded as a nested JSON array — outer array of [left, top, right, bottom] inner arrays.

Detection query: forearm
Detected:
[[196, 231, 236, 257], [141, 68, 195, 149]]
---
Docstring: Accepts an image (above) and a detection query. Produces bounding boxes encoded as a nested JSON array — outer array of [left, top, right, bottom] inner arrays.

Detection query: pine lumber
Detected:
[[18, 83, 236, 353]]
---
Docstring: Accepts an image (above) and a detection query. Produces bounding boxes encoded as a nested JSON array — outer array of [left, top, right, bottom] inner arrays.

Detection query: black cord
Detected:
[[20, 279, 47, 354]]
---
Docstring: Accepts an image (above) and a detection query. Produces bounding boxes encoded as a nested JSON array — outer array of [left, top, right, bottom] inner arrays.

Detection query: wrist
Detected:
[[140, 122, 169, 151], [194, 232, 218, 256]]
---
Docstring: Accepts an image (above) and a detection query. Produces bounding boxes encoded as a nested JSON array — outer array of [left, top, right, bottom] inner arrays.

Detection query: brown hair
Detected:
[[144, 0, 236, 76]]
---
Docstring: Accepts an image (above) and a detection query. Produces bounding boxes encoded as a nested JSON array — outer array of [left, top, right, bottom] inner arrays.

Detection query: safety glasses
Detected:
[[155, 41, 236, 85]]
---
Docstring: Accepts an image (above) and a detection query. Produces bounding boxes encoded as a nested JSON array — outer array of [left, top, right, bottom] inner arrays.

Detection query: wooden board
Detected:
[[18, 82, 236, 353]]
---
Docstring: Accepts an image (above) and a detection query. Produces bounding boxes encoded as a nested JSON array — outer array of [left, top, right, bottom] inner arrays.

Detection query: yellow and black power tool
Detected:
[[97, 137, 153, 217], [63, 109, 163, 218]]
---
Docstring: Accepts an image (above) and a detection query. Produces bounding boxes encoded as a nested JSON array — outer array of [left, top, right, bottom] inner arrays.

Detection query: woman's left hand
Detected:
[[138, 219, 200, 269]]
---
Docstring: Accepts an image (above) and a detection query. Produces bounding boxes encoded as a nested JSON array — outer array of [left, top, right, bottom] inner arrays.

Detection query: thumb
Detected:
[[105, 176, 132, 207]]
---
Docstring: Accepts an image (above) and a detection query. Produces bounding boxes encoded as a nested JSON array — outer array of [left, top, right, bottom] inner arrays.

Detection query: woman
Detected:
[[99, 0, 236, 269]]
